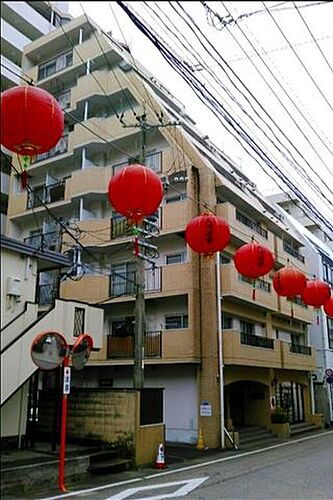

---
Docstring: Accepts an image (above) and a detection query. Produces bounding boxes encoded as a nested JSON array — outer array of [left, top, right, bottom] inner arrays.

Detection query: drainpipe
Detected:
[[216, 251, 225, 449]]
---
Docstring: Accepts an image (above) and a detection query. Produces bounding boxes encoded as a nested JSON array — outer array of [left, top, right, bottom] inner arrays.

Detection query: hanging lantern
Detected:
[[273, 267, 307, 318], [324, 296, 333, 318], [185, 213, 230, 256], [1, 85, 64, 156], [234, 241, 275, 299], [301, 279, 331, 308], [108, 164, 163, 225], [302, 279, 331, 325]]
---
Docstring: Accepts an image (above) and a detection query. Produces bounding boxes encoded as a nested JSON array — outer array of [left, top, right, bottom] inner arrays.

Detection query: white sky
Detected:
[[68, 1, 333, 227]]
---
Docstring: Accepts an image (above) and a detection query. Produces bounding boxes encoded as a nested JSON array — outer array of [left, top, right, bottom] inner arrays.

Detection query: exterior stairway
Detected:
[[290, 422, 320, 436], [238, 426, 280, 450]]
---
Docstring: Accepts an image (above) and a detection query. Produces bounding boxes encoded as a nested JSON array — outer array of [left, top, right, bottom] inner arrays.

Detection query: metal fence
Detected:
[[240, 332, 274, 349]]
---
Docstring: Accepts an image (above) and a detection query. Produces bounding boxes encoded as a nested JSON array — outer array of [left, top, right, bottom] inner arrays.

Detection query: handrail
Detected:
[[0, 301, 36, 332]]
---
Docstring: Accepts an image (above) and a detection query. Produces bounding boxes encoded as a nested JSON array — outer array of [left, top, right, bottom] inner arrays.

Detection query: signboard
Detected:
[[63, 366, 71, 394], [200, 401, 212, 417], [325, 369, 333, 384]]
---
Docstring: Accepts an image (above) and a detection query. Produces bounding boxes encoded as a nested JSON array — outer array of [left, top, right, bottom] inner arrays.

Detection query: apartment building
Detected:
[[270, 196, 333, 425], [5, 14, 322, 448], [1, 1, 71, 233]]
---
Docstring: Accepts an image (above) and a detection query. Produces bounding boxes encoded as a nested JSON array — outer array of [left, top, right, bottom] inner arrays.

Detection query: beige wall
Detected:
[[0, 383, 29, 439], [1, 248, 37, 328]]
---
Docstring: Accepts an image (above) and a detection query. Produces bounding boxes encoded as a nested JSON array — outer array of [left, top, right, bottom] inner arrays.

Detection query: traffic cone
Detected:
[[196, 428, 206, 450], [154, 443, 166, 469]]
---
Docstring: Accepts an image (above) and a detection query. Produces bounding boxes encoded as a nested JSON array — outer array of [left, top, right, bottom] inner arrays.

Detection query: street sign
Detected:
[[63, 367, 71, 394], [200, 401, 212, 417], [325, 368, 333, 377]]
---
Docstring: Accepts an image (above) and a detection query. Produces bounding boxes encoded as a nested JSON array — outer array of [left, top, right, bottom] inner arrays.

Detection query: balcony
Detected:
[[216, 202, 274, 250], [27, 181, 66, 209], [33, 135, 69, 163], [56, 90, 71, 110], [276, 237, 306, 268], [107, 331, 162, 359], [161, 199, 196, 234], [223, 330, 281, 368], [60, 275, 110, 303], [280, 340, 316, 371], [278, 295, 313, 323], [24, 231, 62, 252], [110, 268, 161, 298], [283, 241, 305, 263], [240, 332, 274, 349], [111, 213, 160, 241], [66, 166, 111, 200], [221, 264, 278, 311], [38, 50, 73, 81]]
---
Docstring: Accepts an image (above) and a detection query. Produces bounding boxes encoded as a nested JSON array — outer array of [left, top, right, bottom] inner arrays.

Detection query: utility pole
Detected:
[[123, 110, 177, 389]]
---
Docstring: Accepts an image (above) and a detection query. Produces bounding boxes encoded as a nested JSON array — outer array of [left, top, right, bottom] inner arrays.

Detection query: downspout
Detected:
[[216, 251, 225, 449]]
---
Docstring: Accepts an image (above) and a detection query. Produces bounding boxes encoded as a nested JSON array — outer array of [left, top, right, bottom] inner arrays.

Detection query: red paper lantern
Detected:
[[1, 86, 64, 155], [301, 279, 331, 308], [234, 241, 275, 279], [273, 267, 307, 297], [324, 296, 333, 317], [108, 164, 163, 224], [185, 213, 230, 255]]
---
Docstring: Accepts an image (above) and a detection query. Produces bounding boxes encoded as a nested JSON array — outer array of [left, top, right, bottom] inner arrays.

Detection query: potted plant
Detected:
[[271, 406, 289, 423]]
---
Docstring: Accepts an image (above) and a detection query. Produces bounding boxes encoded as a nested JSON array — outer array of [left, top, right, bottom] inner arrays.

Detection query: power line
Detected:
[[116, 1, 333, 238], [262, 1, 333, 113], [292, 1, 333, 75], [149, 1, 333, 206]]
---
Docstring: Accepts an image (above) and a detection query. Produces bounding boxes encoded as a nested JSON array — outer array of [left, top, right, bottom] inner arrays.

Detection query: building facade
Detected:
[[4, 13, 324, 448], [270, 198, 333, 426], [1, 1, 71, 233]]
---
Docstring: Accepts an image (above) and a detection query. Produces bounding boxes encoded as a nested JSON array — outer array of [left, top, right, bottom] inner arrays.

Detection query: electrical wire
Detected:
[[262, 1, 333, 113], [146, 1, 333, 206], [115, 1, 333, 238]]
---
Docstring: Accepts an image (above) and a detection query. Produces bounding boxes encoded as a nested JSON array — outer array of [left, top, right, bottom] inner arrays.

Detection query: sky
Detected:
[[68, 1, 333, 229]]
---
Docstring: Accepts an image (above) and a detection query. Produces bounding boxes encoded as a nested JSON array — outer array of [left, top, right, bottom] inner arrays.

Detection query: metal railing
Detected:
[[109, 267, 162, 297], [56, 90, 71, 110], [33, 135, 69, 163], [111, 214, 161, 240], [112, 151, 162, 175], [290, 344, 312, 355], [27, 181, 66, 209], [283, 242, 305, 263], [24, 231, 62, 252], [238, 274, 271, 292], [107, 330, 162, 358], [240, 332, 274, 349], [236, 210, 268, 239]]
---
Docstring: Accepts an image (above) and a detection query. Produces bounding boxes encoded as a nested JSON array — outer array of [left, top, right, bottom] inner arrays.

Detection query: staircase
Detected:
[[238, 426, 280, 450], [88, 450, 132, 475], [1, 299, 103, 406], [290, 422, 319, 437]]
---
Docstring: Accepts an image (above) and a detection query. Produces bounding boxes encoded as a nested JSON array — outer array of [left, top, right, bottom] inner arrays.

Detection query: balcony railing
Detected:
[[283, 242, 305, 263], [240, 332, 274, 349], [111, 213, 161, 239], [24, 231, 62, 252], [112, 151, 162, 175], [238, 274, 271, 292], [33, 135, 69, 163], [290, 344, 312, 355], [110, 267, 162, 297], [236, 210, 268, 239], [27, 181, 66, 209], [107, 331, 162, 358]]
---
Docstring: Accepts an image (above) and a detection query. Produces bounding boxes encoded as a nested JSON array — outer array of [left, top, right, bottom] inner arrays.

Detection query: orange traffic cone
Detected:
[[154, 443, 166, 469]]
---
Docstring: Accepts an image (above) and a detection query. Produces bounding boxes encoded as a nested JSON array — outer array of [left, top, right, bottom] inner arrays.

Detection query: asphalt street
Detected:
[[37, 431, 333, 500]]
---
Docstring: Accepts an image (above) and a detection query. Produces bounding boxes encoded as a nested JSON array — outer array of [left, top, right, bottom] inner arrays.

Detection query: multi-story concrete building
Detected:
[[5, 13, 324, 448], [1, 1, 71, 232], [270, 196, 333, 426]]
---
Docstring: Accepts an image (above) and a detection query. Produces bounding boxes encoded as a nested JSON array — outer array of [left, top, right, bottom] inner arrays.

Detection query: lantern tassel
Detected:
[[252, 280, 256, 301], [21, 170, 28, 189]]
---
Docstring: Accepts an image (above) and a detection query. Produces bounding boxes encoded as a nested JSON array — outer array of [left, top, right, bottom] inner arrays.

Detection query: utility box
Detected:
[[7, 277, 21, 297]]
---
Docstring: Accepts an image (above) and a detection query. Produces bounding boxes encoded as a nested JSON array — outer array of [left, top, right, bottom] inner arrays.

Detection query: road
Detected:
[[42, 432, 333, 500]]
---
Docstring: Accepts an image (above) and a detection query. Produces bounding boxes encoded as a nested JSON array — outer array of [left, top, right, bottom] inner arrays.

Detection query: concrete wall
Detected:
[[1, 248, 37, 328], [0, 382, 29, 440]]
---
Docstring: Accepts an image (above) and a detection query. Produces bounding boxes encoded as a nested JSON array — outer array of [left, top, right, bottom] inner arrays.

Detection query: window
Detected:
[[165, 251, 186, 265], [165, 314, 188, 329], [328, 318, 333, 350], [73, 307, 85, 337], [145, 152, 162, 173], [222, 314, 233, 329], [111, 262, 136, 296], [240, 320, 254, 335], [220, 253, 232, 265], [111, 317, 134, 337], [38, 51, 73, 80], [323, 262, 333, 286]]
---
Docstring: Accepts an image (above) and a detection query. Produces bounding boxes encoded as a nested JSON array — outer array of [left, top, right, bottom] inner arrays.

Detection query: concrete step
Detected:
[[88, 458, 131, 475], [240, 431, 274, 444], [240, 436, 280, 450], [290, 424, 318, 436]]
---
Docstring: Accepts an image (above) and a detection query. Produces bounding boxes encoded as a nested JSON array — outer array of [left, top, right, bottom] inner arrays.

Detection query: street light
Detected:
[[31, 331, 93, 493]]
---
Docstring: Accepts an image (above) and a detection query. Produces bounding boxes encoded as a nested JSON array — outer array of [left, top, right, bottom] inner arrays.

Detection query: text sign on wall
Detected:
[[63, 366, 71, 394], [200, 401, 212, 417]]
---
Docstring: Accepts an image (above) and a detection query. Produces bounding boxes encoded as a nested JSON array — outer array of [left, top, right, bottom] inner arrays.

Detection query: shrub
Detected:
[[271, 406, 289, 423]]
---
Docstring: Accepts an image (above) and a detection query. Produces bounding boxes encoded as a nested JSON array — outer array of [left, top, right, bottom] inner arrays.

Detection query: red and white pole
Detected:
[[58, 355, 71, 493]]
